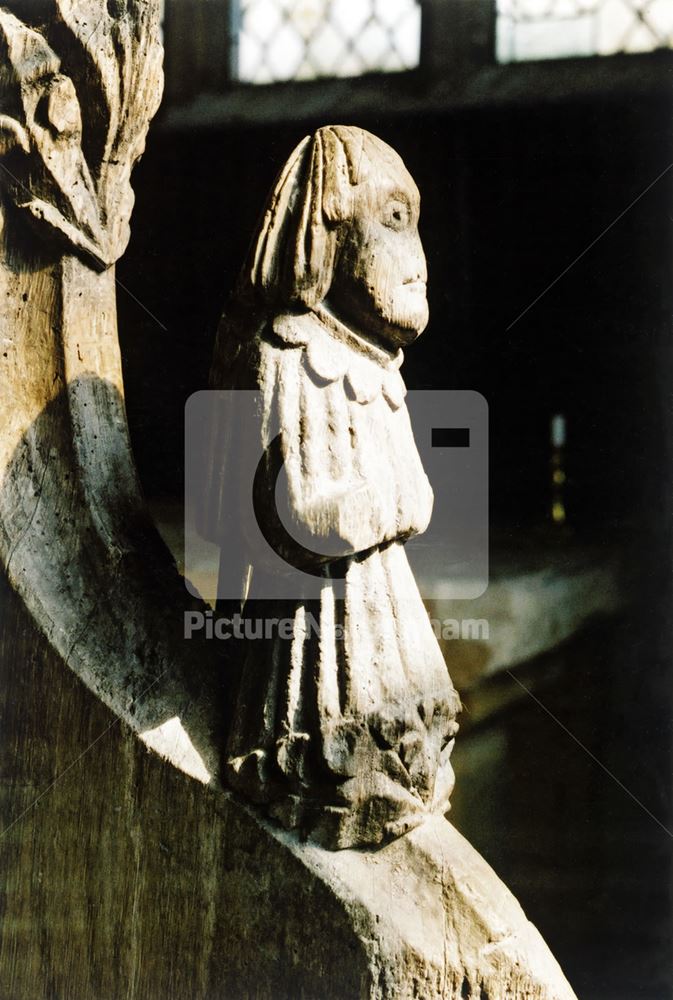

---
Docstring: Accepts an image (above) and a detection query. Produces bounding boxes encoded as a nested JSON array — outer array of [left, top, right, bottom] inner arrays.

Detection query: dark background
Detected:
[[115, 53, 673, 1000]]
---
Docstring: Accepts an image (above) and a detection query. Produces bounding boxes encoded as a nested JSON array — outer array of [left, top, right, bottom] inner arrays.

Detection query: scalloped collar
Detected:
[[271, 306, 407, 410]]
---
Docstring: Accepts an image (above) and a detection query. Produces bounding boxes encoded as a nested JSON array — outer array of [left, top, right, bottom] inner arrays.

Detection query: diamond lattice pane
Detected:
[[496, 0, 673, 62], [236, 0, 421, 83]]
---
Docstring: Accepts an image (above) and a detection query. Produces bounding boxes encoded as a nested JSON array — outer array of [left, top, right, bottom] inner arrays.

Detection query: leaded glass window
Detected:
[[496, 0, 673, 63], [234, 0, 422, 84]]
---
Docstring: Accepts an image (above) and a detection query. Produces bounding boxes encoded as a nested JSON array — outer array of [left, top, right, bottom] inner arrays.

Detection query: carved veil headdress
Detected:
[[247, 125, 362, 312]]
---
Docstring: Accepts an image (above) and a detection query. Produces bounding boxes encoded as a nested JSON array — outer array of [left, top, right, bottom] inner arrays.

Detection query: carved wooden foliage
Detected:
[[0, 0, 163, 268]]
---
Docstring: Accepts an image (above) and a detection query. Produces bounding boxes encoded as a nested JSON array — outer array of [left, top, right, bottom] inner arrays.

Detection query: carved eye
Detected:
[[382, 199, 410, 231]]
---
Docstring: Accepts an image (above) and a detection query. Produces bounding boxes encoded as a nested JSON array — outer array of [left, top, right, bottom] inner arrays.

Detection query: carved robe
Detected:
[[216, 306, 460, 848]]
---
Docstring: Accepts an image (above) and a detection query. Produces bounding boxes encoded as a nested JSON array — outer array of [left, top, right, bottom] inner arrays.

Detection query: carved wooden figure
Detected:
[[0, 5, 579, 985], [205, 126, 461, 849]]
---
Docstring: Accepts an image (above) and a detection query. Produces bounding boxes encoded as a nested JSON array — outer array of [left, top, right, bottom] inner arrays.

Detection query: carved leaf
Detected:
[[54, 0, 164, 257], [0, 0, 163, 267]]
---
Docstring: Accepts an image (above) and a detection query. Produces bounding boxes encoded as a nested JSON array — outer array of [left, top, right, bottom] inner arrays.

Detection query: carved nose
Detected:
[[409, 243, 427, 284]]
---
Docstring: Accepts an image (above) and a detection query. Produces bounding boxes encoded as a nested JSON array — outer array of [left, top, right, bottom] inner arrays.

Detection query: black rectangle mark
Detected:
[[432, 428, 470, 448]]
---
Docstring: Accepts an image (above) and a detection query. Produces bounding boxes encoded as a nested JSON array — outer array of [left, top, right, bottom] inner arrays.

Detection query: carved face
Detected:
[[330, 152, 428, 350]]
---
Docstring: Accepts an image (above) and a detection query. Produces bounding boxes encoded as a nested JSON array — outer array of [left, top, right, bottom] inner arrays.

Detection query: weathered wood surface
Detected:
[[0, 4, 578, 997], [0, 569, 577, 1000], [203, 126, 462, 851], [0, 0, 225, 781]]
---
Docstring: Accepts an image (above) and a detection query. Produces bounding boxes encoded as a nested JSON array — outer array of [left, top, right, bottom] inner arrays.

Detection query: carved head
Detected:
[[246, 125, 428, 349]]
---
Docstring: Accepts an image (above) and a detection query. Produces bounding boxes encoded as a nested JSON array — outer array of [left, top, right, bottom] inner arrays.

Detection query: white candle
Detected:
[[551, 413, 566, 449]]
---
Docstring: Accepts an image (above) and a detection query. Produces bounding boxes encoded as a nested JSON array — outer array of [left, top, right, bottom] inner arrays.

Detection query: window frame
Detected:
[[160, 0, 673, 127]]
